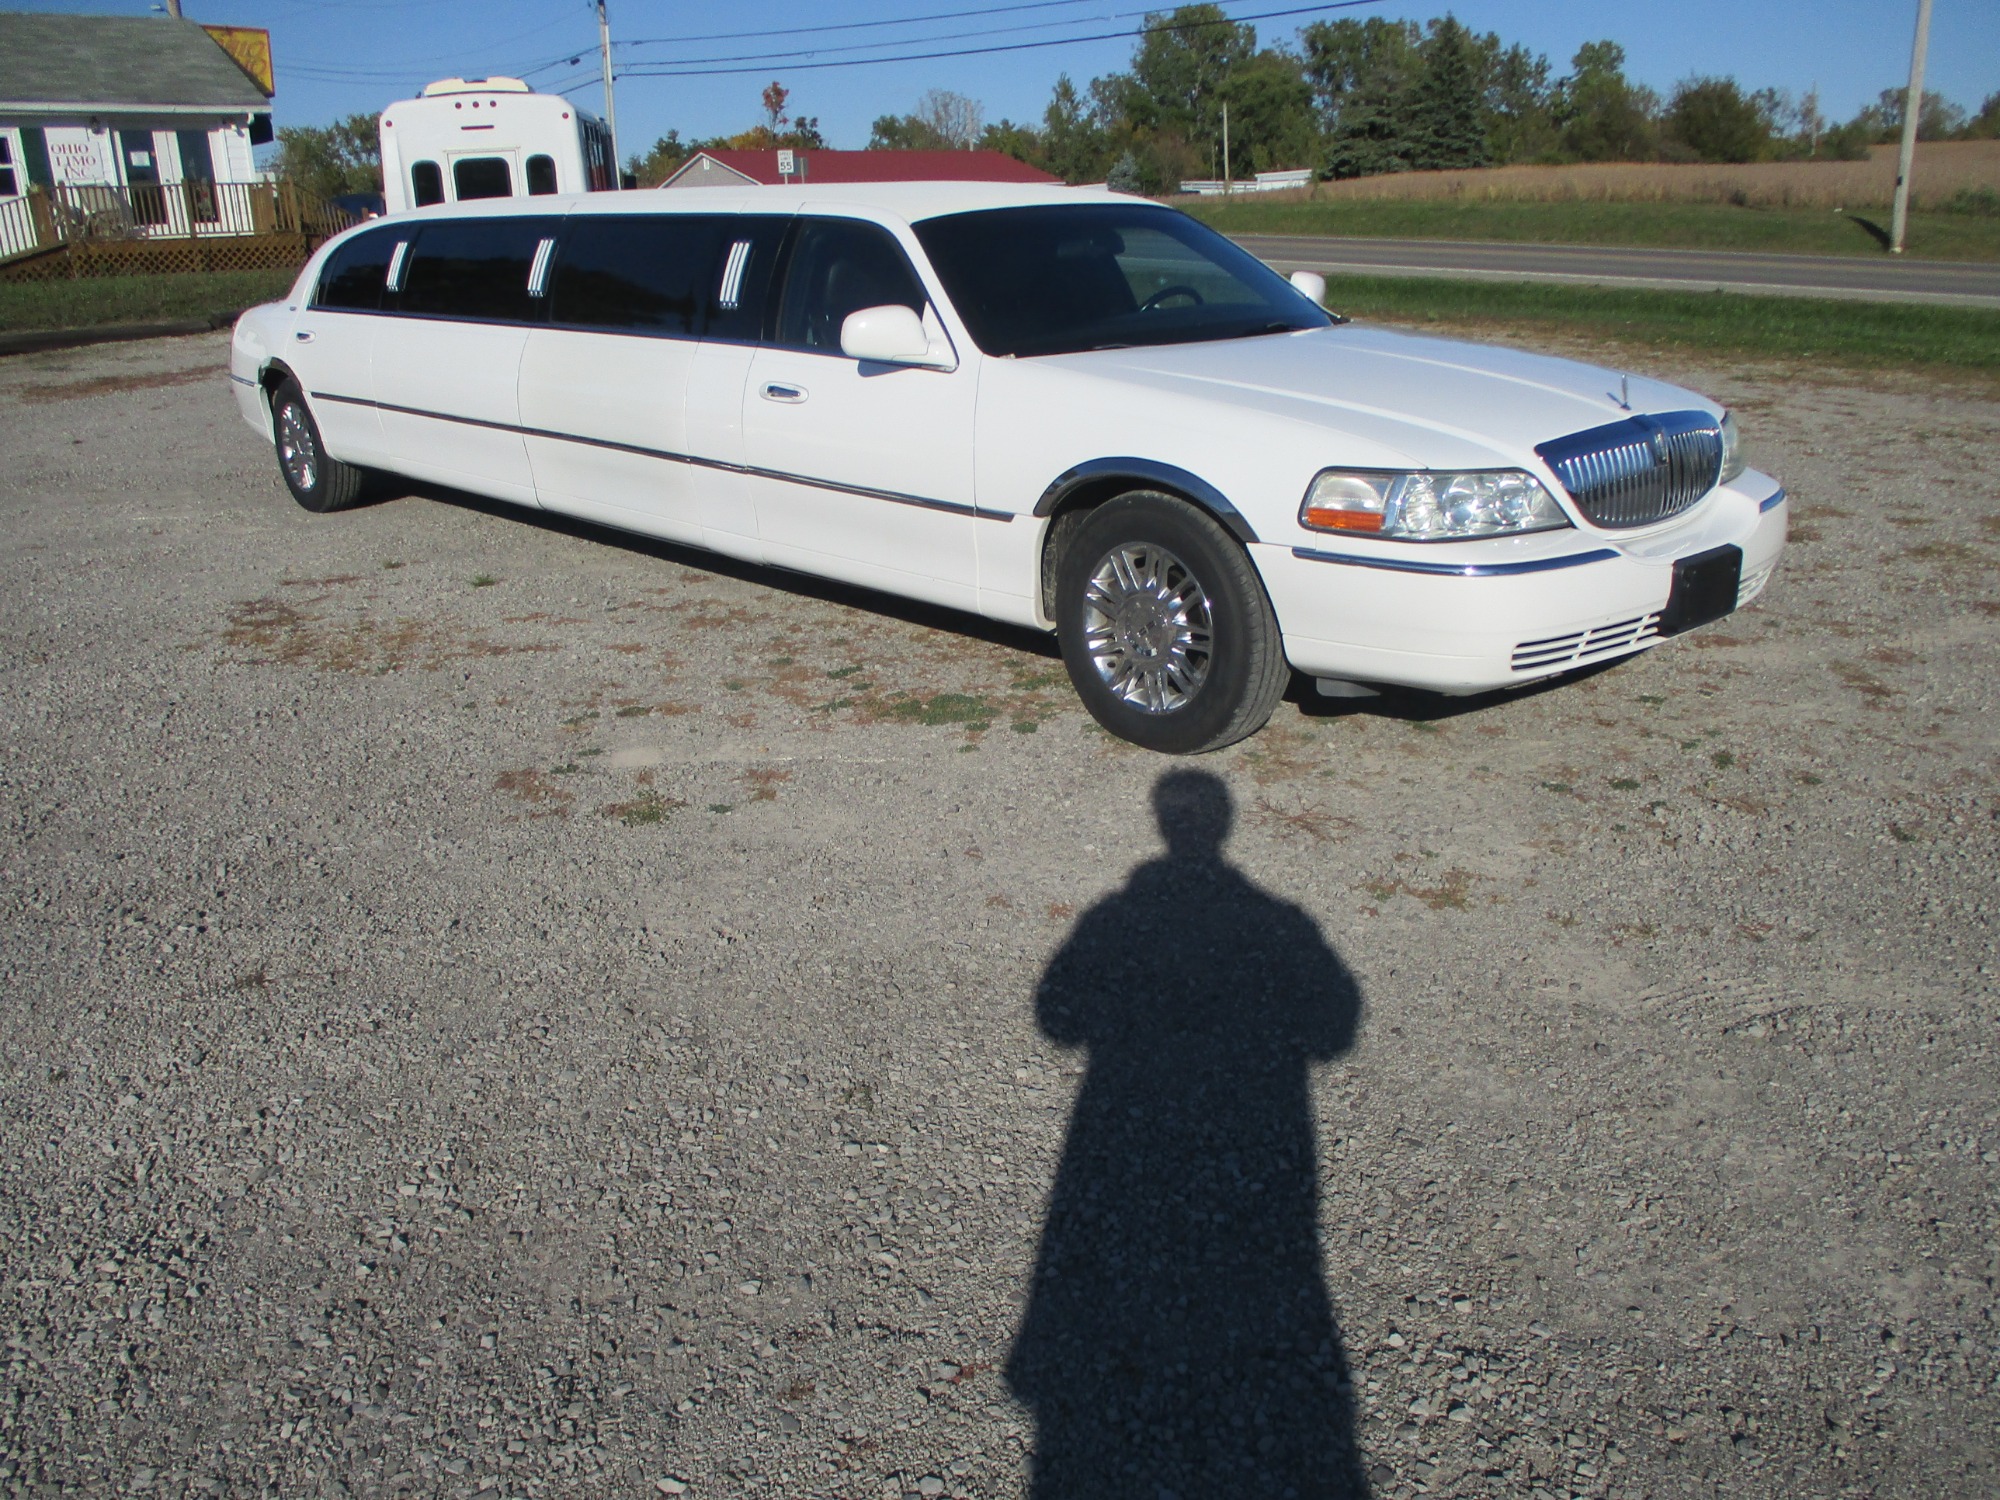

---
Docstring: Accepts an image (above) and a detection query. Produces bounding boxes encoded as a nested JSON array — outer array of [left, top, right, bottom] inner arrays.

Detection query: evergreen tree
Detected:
[[1106, 151, 1143, 193], [1409, 15, 1488, 170]]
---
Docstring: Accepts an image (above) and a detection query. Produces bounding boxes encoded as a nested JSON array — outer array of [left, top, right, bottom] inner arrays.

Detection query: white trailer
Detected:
[[379, 77, 617, 215]]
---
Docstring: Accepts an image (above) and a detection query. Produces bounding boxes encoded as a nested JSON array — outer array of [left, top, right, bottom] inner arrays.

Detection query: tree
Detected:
[[271, 113, 380, 199], [1664, 76, 1773, 163], [761, 82, 790, 135], [1793, 86, 1826, 156], [1555, 41, 1658, 161], [1107, 150, 1143, 193], [1483, 41, 1557, 163], [980, 118, 1047, 167], [1302, 17, 1421, 178], [1106, 4, 1255, 144], [1042, 74, 1110, 183], [1870, 86, 1966, 141], [1221, 50, 1317, 176], [869, 114, 949, 150], [1408, 15, 1488, 170], [870, 89, 985, 151], [625, 129, 689, 184], [1966, 91, 2000, 140]]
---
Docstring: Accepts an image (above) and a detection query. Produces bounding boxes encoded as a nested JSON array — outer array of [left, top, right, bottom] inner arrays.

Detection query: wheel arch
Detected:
[[259, 359, 299, 404], [1033, 458, 1259, 622]]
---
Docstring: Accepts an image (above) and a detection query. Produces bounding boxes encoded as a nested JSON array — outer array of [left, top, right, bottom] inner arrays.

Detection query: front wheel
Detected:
[[271, 378, 366, 513], [1055, 492, 1289, 754]]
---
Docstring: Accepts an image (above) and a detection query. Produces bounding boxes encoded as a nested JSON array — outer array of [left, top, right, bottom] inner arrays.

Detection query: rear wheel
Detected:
[[271, 378, 366, 513], [1055, 492, 1288, 754]]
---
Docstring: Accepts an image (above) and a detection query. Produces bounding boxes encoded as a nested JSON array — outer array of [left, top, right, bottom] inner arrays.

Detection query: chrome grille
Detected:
[[1536, 410, 1723, 529]]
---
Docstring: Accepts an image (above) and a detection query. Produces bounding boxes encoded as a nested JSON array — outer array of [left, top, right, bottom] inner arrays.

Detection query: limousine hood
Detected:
[[1046, 324, 1718, 472]]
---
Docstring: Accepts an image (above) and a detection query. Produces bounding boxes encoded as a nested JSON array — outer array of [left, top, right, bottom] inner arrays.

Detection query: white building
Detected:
[[0, 11, 275, 260]]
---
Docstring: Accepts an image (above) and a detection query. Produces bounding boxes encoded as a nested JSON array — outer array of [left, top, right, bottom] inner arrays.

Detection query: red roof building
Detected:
[[658, 148, 1058, 190]]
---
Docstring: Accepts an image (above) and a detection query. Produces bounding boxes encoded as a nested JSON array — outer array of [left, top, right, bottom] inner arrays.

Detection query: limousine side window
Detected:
[[452, 157, 512, 201], [396, 218, 560, 323], [699, 215, 790, 344], [774, 218, 928, 353], [547, 215, 721, 336], [312, 224, 402, 311], [410, 161, 444, 208]]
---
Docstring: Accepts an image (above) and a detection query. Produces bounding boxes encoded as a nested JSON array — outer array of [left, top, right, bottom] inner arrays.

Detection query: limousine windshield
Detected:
[[913, 203, 1331, 358]]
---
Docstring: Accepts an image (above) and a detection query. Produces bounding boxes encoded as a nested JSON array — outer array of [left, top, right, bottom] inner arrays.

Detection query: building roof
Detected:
[[0, 13, 272, 114], [659, 148, 1059, 189]]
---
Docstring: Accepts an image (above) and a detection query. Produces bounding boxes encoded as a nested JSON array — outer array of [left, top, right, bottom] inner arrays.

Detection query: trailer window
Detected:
[[410, 161, 444, 207], [397, 218, 558, 322], [452, 157, 512, 201], [526, 155, 558, 196]]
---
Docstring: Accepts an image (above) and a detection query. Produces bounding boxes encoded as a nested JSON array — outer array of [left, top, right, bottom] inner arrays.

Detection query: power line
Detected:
[[615, 0, 1383, 79], [598, 6, 1167, 72], [619, 0, 1110, 49]]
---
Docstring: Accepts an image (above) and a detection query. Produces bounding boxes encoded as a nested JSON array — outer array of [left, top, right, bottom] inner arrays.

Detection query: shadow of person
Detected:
[[1008, 769, 1370, 1500]]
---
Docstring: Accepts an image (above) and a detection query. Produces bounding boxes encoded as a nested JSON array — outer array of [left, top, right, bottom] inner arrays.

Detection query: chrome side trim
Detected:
[[309, 391, 1013, 523], [1290, 545, 1620, 577]]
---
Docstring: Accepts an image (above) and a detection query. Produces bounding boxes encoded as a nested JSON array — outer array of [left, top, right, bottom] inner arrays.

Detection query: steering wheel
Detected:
[[1139, 284, 1205, 312]]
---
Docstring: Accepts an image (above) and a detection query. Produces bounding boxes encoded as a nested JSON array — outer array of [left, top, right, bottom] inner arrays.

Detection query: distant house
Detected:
[[659, 148, 1059, 190], [0, 11, 280, 261]]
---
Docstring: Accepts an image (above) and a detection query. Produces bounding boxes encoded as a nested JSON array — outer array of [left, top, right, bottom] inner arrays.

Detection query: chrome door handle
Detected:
[[760, 382, 806, 404], [293, 330, 315, 343]]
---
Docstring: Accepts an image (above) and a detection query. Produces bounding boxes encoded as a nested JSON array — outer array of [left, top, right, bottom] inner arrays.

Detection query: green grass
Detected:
[[0, 268, 297, 333], [1187, 198, 2000, 262], [1329, 274, 2000, 375]]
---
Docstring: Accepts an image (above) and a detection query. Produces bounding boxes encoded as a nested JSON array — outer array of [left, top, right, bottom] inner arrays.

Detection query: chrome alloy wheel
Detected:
[[277, 401, 318, 493], [1081, 543, 1214, 713]]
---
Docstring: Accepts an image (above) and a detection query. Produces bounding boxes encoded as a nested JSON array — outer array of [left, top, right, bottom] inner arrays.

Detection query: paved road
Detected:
[[1234, 233, 2000, 308]]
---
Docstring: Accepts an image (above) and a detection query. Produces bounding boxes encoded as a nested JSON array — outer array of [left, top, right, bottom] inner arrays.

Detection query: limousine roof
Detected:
[[365, 179, 1124, 229]]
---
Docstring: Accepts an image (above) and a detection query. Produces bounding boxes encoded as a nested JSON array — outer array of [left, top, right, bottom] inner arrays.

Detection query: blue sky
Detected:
[[17, 0, 1998, 162]]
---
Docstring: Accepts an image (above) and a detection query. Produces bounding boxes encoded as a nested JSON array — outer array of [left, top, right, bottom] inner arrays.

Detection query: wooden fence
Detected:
[[0, 181, 356, 281]]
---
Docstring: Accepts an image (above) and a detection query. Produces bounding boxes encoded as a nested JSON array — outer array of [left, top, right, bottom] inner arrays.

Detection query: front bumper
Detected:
[[1258, 472, 1787, 694]]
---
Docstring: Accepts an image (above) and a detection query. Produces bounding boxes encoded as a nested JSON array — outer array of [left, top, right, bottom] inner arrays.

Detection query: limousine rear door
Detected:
[[738, 216, 978, 613], [516, 213, 781, 549], [368, 216, 558, 507]]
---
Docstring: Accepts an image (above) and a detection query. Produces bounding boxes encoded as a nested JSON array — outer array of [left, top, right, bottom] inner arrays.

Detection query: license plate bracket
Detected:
[[1658, 544, 1742, 636]]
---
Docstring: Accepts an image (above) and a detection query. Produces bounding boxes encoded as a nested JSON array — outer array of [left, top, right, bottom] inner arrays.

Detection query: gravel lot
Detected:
[[0, 330, 1994, 1500]]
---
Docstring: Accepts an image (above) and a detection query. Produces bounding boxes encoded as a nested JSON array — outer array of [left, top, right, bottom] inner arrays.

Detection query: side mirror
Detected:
[[1289, 270, 1327, 306], [840, 304, 954, 369]]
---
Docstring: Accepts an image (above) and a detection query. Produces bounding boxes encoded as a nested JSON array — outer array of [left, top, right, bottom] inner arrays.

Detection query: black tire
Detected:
[[271, 378, 366, 513], [1055, 491, 1289, 754]]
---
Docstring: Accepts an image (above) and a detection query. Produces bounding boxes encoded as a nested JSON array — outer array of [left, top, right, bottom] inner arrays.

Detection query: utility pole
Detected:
[[163, 0, 183, 16], [592, 0, 616, 184], [1222, 101, 1230, 196], [1890, 0, 1933, 255]]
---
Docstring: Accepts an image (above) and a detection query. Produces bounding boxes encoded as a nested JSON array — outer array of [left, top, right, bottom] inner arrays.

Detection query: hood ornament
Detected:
[[1610, 374, 1631, 411]]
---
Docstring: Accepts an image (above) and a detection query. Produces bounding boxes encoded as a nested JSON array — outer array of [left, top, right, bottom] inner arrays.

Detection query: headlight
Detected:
[[1719, 411, 1745, 483], [1300, 468, 1571, 542]]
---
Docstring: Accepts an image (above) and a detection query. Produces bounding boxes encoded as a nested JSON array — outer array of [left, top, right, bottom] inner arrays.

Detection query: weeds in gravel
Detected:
[[471, 574, 498, 588], [495, 770, 573, 817], [599, 789, 683, 825]]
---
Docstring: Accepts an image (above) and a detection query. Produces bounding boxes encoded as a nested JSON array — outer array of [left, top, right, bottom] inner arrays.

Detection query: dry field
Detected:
[[1198, 140, 2000, 211]]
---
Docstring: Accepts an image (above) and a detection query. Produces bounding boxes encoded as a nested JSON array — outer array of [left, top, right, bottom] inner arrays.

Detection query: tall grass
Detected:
[[1179, 140, 2000, 212]]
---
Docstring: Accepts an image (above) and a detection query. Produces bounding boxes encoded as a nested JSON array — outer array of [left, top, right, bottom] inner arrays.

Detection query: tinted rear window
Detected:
[[549, 215, 723, 336], [397, 218, 557, 323], [313, 224, 400, 311]]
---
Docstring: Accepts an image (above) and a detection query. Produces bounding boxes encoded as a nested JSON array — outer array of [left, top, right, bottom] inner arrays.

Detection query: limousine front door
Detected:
[[738, 218, 978, 612]]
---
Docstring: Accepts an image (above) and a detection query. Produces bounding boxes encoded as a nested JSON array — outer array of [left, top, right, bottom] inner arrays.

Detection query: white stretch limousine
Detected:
[[230, 183, 1786, 752]]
